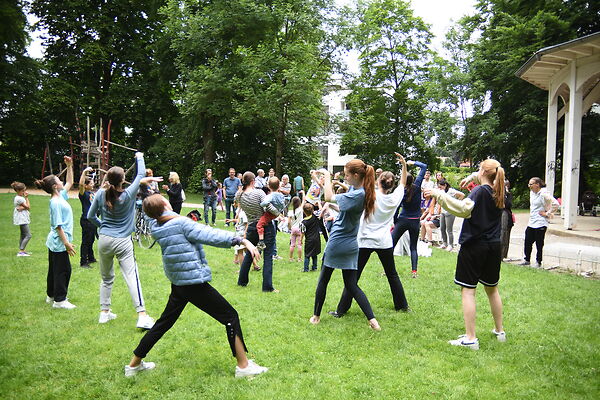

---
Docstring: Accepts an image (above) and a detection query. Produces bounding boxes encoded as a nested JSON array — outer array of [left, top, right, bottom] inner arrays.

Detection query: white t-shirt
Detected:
[[528, 190, 552, 228], [358, 184, 405, 249], [13, 195, 30, 225], [288, 207, 304, 230], [441, 187, 462, 215]]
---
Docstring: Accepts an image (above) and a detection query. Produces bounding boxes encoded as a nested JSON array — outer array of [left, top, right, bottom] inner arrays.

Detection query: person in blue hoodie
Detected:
[[124, 194, 269, 378]]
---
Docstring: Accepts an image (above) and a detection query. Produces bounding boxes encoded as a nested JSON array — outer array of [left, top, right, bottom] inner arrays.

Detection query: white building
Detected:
[[319, 84, 356, 173]]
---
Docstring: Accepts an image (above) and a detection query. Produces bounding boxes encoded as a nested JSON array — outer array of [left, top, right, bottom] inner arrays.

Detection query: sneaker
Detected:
[[328, 310, 343, 318], [124, 361, 156, 377], [17, 251, 31, 257], [46, 296, 54, 304], [491, 329, 506, 342], [136, 315, 155, 330], [256, 241, 266, 251], [411, 271, 418, 278], [272, 255, 283, 260], [53, 300, 77, 309], [397, 307, 412, 313], [532, 262, 542, 268], [80, 263, 92, 269], [518, 260, 530, 266], [446, 246, 453, 252], [99, 311, 117, 324], [235, 359, 268, 378], [449, 335, 479, 350], [439, 244, 447, 250]]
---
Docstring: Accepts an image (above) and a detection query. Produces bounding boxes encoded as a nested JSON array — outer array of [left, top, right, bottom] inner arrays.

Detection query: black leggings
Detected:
[[336, 248, 408, 314], [133, 283, 247, 358], [391, 217, 420, 271], [313, 265, 375, 320], [524, 226, 547, 263]]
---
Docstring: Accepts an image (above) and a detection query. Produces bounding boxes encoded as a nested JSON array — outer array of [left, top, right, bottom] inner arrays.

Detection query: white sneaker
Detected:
[[17, 251, 31, 257], [136, 315, 155, 330], [492, 329, 506, 342], [235, 359, 268, 378], [449, 335, 479, 350], [446, 246, 453, 252], [439, 244, 447, 250], [46, 296, 54, 304], [99, 311, 117, 324], [124, 361, 156, 377], [53, 300, 76, 309]]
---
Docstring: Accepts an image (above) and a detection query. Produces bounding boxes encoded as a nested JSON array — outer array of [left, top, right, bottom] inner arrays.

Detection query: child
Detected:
[[288, 195, 305, 262], [225, 202, 249, 266], [216, 182, 225, 212], [78, 167, 97, 268], [12, 181, 32, 257], [301, 202, 321, 272], [124, 194, 268, 378], [256, 177, 285, 251], [34, 156, 77, 309]]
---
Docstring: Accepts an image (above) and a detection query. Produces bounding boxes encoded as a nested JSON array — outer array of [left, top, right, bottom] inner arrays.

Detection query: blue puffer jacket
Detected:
[[147, 211, 236, 286]]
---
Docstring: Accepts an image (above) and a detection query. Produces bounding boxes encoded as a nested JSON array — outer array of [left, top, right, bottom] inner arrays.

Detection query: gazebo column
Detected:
[[545, 92, 557, 196], [563, 63, 583, 229]]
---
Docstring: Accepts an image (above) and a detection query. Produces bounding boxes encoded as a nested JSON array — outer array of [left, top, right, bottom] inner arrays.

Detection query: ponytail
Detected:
[[363, 165, 376, 219], [105, 166, 125, 210], [493, 167, 506, 209]]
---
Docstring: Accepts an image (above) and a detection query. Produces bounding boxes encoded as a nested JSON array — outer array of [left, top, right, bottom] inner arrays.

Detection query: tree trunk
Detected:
[[275, 103, 288, 177], [203, 115, 215, 165]]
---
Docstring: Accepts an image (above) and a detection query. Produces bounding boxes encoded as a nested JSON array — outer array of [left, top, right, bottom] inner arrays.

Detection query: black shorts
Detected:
[[454, 241, 501, 288]]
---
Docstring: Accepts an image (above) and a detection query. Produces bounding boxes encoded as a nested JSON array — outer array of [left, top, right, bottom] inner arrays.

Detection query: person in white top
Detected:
[[12, 181, 32, 256], [519, 177, 554, 267], [330, 153, 410, 317], [287, 194, 306, 262]]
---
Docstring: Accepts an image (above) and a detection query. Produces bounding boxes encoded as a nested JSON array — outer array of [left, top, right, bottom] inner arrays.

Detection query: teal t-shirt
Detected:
[[46, 189, 73, 252]]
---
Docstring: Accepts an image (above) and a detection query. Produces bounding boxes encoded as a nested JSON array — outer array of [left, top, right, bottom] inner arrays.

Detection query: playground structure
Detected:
[[40, 117, 137, 184]]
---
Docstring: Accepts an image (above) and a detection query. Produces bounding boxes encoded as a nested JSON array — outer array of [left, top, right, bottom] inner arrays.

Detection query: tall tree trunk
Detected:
[[275, 103, 288, 177], [203, 115, 215, 165]]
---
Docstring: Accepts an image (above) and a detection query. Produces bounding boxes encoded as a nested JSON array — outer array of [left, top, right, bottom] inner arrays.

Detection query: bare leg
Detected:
[[461, 287, 477, 340], [234, 336, 249, 368], [129, 355, 142, 367], [484, 285, 504, 332]]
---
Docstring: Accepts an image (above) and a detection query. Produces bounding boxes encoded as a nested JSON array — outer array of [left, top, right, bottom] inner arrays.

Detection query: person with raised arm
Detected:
[[309, 160, 381, 331], [424, 159, 507, 350], [34, 156, 77, 309]]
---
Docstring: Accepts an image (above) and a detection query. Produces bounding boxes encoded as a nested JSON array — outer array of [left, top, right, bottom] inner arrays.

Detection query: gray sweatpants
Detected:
[[98, 235, 146, 313], [440, 213, 455, 247], [19, 224, 32, 250]]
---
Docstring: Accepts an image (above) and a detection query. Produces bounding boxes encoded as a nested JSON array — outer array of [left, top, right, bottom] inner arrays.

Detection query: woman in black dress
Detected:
[[301, 203, 321, 272]]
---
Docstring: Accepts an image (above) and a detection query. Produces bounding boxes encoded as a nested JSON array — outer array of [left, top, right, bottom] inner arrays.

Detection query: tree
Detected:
[[443, 0, 600, 202], [338, 0, 438, 171], [30, 0, 177, 171]]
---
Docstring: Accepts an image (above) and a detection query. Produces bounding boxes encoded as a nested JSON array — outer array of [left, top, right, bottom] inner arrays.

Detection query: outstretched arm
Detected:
[[79, 167, 93, 195], [63, 156, 74, 192]]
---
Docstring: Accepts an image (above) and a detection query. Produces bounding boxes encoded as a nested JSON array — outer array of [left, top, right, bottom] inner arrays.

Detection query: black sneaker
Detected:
[[80, 263, 92, 269]]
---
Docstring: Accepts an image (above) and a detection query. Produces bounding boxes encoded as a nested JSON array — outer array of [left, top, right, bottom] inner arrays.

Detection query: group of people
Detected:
[[10, 151, 559, 378]]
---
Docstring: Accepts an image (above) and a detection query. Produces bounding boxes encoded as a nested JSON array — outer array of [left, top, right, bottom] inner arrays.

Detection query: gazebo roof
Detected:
[[515, 31, 600, 91]]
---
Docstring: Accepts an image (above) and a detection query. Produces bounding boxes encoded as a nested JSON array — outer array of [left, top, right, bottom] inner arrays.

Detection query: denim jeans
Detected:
[[225, 196, 236, 222], [204, 195, 217, 224], [391, 217, 420, 271], [238, 222, 275, 291]]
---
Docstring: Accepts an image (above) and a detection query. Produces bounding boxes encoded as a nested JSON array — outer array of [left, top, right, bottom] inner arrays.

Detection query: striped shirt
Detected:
[[236, 189, 279, 224]]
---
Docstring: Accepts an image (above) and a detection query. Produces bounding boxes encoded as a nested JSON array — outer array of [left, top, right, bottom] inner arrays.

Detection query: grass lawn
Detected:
[[0, 194, 598, 399]]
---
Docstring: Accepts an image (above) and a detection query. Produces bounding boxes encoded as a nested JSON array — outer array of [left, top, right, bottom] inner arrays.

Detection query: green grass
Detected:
[[1, 194, 599, 399]]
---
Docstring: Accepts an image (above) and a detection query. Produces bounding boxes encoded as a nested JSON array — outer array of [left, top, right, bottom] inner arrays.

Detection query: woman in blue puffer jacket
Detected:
[[124, 194, 269, 378]]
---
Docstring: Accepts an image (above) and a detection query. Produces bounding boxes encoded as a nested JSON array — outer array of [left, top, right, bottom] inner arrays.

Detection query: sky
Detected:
[[27, 0, 477, 59]]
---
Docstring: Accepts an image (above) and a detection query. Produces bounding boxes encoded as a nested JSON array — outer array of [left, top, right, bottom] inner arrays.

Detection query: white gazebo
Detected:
[[516, 32, 600, 230]]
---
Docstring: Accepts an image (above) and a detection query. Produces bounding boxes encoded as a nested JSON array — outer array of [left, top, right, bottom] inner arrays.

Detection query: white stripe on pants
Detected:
[[98, 234, 146, 313]]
